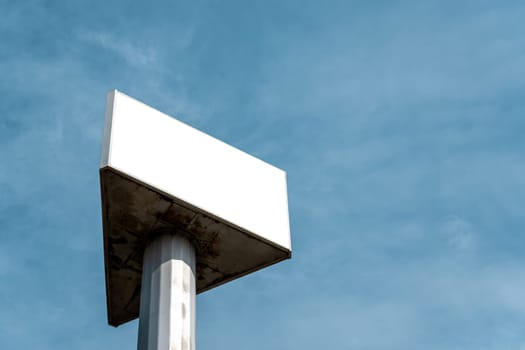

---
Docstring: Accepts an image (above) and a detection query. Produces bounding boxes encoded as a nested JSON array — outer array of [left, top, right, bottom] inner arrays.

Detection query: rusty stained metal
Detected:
[[100, 168, 291, 327]]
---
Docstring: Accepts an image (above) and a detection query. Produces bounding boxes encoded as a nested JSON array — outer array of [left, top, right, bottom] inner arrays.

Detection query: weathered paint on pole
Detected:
[[137, 234, 196, 350]]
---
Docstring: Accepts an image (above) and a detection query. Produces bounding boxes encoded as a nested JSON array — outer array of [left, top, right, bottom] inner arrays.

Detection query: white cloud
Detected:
[[81, 32, 158, 68], [441, 216, 476, 250]]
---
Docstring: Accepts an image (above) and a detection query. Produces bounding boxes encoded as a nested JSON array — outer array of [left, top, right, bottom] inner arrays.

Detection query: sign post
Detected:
[[99, 90, 292, 350], [137, 234, 196, 350]]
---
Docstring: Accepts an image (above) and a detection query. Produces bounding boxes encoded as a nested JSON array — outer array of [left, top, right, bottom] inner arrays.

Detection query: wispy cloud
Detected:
[[81, 32, 158, 68], [441, 216, 477, 250]]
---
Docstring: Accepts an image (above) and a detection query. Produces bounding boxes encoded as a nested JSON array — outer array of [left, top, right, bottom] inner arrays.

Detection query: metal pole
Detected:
[[137, 233, 196, 350]]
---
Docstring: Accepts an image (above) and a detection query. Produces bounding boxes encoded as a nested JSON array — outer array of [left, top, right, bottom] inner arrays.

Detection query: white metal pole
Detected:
[[137, 233, 196, 350]]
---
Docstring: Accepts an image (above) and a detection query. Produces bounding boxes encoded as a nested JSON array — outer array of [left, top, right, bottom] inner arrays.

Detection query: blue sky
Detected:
[[1, 0, 525, 349]]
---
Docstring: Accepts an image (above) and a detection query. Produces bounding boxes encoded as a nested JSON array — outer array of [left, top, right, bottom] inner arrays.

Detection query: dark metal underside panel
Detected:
[[100, 167, 291, 326]]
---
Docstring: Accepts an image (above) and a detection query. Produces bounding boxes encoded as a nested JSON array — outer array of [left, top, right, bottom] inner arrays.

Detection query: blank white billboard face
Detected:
[[100, 90, 291, 326]]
